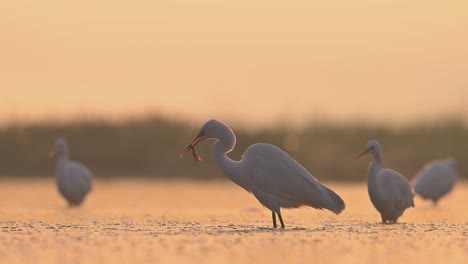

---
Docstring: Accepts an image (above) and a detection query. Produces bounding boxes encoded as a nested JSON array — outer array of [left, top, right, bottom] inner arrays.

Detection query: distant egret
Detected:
[[357, 140, 414, 223], [412, 158, 458, 206], [180, 119, 345, 228], [50, 137, 93, 207]]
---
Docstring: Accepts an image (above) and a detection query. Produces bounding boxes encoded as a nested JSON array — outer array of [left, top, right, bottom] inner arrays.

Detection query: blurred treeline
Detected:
[[0, 116, 466, 181]]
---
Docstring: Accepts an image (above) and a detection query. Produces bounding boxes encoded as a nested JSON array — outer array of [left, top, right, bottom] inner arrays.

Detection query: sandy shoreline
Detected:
[[0, 179, 466, 263]]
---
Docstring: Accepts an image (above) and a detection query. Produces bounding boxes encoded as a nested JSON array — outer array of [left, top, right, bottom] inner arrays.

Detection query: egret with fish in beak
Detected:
[[180, 119, 345, 228]]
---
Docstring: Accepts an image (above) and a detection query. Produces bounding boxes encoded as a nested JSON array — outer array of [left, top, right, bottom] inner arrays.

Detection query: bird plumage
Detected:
[[412, 158, 458, 205], [242, 143, 345, 214], [359, 140, 414, 223], [52, 138, 93, 207], [181, 119, 345, 228]]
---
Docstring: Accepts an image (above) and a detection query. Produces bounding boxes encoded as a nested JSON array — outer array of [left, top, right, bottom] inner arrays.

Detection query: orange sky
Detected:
[[1, 1, 467, 127]]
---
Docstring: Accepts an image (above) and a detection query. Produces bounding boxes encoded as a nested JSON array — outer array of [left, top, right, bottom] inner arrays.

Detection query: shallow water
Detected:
[[0, 179, 466, 264]]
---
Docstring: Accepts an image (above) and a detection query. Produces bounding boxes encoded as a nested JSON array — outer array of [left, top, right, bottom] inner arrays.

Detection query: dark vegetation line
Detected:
[[0, 116, 466, 180]]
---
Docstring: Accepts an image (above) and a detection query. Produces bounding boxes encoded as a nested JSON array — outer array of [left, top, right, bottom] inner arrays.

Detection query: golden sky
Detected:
[[1, 0, 467, 127]]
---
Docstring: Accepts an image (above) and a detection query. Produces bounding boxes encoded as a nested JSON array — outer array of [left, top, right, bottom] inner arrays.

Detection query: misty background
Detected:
[[0, 116, 466, 180], [0, 1, 467, 180]]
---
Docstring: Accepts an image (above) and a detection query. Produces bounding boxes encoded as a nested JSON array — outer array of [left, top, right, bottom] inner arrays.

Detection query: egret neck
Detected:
[[367, 145, 383, 198], [211, 128, 249, 192]]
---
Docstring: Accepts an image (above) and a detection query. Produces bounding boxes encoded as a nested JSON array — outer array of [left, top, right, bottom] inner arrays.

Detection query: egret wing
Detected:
[[378, 169, 413, 210], [242, 143, 341, 211], [66, 161, 93, 196]]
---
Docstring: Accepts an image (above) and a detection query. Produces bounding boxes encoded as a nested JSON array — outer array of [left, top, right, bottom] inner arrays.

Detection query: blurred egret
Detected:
[[180, 119, 345, 228], [412, 158, 458, 206], [50, 137, 93, 207], [357, 140, 414, 223]]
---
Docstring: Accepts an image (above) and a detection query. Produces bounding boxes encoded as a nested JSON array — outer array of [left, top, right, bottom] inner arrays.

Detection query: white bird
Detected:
[[180, 119, 345, 228], [357, 140, 414, 223], [412, 158, 458, 206], [50, 137, 93, 207]]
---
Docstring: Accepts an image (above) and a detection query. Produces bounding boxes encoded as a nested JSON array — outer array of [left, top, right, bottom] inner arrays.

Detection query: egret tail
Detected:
[[320, 185, 346, 214]]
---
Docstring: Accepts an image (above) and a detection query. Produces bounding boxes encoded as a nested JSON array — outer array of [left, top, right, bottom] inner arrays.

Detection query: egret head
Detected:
[[50, 137, 69, 158], [180, 119, 233, 162], [357, 140, 381, 159]]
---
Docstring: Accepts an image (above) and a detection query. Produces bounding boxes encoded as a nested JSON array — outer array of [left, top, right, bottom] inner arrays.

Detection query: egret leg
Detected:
[[277, 211, 285, 229], [381, 215, 386, 224], [272, 211, 277, 228]]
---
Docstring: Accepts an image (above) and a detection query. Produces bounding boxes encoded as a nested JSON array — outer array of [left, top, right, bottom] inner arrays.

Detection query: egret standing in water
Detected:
[[180, 119, 345, 228], [50, 137, 93, 207], [412, 158, 458, 206], [357, 140, 414, 223]]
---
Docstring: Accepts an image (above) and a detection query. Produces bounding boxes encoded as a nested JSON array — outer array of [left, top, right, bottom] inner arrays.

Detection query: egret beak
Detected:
[[180, 131, 205, 162], [179, 136, 202, 157], [356, 149, 369, 159]]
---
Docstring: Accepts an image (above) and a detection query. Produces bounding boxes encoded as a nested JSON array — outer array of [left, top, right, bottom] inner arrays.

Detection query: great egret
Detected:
[[357, 140, 414, 223], [412, 158, 458, 206], [50, 137, 93, 207], [180, 119, 345, 228]]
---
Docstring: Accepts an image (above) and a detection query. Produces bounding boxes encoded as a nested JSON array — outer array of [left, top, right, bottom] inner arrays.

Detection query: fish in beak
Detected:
[[180, 131, 205, 163]]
